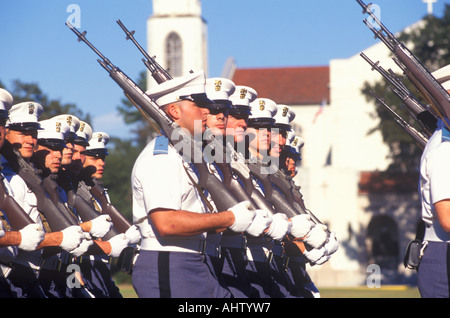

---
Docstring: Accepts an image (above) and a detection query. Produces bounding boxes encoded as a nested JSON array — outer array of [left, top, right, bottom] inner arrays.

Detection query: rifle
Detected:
[[89, 179, 132, 234], [356, 0, 450, 122], [0, 173, 35, 231], [0, 140, 78, 231], [359, 52, 437, 136], [57, 171, 121, 239], [66, 22, 240, 212], [116, 19, 172, 84], [369, 91, 429, 149]]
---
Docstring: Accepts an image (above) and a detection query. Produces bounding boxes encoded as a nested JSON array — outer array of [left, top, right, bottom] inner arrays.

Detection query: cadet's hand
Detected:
[[303, 224, 328, 249], [59, 225, 85, 251], [323, 232, 339, 256], [290, 215, 315, 238], [266, 213, 292, 241], [108, 233, 131, 257], [69, 233, 94, 257], [125, 225, 141, 245], [89, 215, 113, 238], [18, 224, 45, 251], [303, 246, 327, 264], [245, 209, 272, 237], [228, 201, 256, 233]]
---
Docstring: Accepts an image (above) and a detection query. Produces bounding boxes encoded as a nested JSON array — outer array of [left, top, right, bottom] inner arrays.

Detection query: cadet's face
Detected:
[[226, 114, 248, 143], [246, 127, 271, 154], [286, 157, 297, 177], [206, 110, 228, 136], [84, 155, 105, 179], [177, 101, 210, 136], [62, 142, 74, 166], [6, 129, 38, 159], [0, 125, 6, 150], [270, 130, 287, 158], [35, 145, 62, 173], [70, 144, 86, 176]]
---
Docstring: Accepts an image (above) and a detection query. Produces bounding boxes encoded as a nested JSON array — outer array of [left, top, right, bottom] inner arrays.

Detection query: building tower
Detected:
[[147, 0, 208, 89]]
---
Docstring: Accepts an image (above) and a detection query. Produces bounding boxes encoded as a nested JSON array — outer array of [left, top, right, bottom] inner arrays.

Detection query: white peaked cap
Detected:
[[229, 85, 257, 107], [85, 132, 109, 157], [273, 104, 296, 130], [146, 71, 211, 107], [52, 114, 81, 134], [432, 64, 450, 91], [205, 78, 236, 101], [75, 121, 93, 146], [0, 89, 13, 116], [248, 98, 277, 128], [290, 135, 305, 153], [7, 102, 43, 130], [38, 119, 70, 142]]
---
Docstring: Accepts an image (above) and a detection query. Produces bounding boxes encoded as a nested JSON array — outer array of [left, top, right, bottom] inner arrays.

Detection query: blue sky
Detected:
[[0, 0, 447, 138]]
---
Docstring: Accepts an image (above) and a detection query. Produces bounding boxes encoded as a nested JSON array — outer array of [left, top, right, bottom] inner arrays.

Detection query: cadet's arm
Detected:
[[149, 208, 234, 237]]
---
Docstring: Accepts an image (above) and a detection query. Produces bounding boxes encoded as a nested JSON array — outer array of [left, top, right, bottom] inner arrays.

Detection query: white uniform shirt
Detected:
[[1, 161, 43, 267], [132, 136, 208, 253], [420, 120, 450, 242]]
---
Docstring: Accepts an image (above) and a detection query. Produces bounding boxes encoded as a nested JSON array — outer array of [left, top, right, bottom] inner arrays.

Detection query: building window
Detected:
[[166, 32, 182, 77]]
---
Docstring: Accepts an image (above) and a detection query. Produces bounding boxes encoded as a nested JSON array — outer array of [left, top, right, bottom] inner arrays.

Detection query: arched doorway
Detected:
[[367, 215, 399, 270]]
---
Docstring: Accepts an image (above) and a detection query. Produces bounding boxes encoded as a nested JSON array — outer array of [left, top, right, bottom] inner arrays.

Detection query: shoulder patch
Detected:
[[153, 135, 169, 155]]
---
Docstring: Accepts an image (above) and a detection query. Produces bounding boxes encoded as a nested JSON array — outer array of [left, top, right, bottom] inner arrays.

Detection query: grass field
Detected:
[[115, 284, 421, 298]]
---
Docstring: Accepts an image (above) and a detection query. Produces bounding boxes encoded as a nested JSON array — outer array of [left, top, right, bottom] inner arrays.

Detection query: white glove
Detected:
[[314, 253, 331, 265], [108, 233, 131, 257], [303, 224, 329, 249], [323, 232, 339, 256], [228, 201, 256, 233], [303, 246, 327, 264], [89, 215, 113, 238], [69, 233, 94, 257], [125, 225, 141, 244], [265, 213, 292, 240], [0, 230, 5, 239], [290, 214, 315, 238], [18, 224, 45, 251], [59, 225, 85, 251], [245, 209, 272, 237]]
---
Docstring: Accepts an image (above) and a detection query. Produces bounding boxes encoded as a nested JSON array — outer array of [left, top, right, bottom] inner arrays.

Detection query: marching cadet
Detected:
[[2, 102, 86, 297], [77, 131, 139, 298], [131, 71, 258, 298], [417, 64, 450, 298], [270, 104, 295, 159], [205, 78, 270, 298], [0, 89, 45, 297], [280, 132, 303, 178]]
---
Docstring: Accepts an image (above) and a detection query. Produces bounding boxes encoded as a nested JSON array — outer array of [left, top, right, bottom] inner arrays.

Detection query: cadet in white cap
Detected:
[[68, 121, 93, 178], [418, 64, 450, 298], [0, 91, 46, 298], [204, 77, 234, 136], [281, 134, 304, 178], [52, 114, 81, 169], [83, 132, 109, 180], [2, 104, 85, 298], [132, 71, 256, 298], [246, 98, 278, 161], [227, 85, 256, 144], [270, 105, 296, 159]]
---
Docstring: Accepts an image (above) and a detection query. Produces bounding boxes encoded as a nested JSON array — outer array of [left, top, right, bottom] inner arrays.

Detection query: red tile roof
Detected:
[[358, 171, 419, 194], [231, 66, 330, 105]]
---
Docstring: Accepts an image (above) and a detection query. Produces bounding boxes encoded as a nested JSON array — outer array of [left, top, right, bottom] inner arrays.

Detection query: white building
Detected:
[[147, 0, 423, 287]]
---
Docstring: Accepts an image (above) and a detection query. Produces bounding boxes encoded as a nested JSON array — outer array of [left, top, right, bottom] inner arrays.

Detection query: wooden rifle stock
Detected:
[[0, 174, 35, 231], [90, 180, 131, 234]]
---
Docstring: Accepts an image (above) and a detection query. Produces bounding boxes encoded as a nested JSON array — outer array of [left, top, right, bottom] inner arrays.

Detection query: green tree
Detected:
[[362, 5, 450, 173], [2, 80, 91, 123]]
